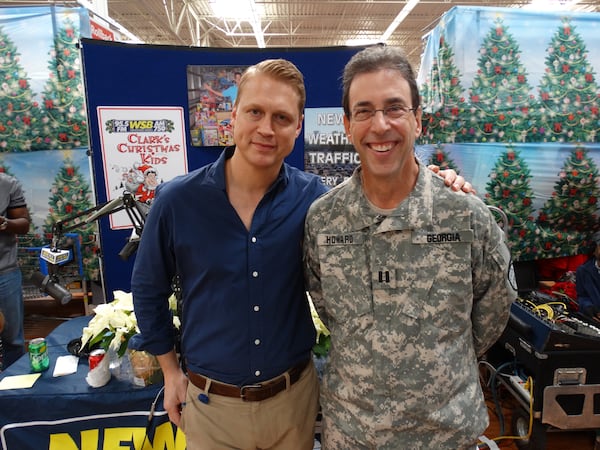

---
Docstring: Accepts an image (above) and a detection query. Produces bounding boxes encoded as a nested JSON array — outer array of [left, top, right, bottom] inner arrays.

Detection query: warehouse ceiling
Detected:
[[1, 0, 599, 71]]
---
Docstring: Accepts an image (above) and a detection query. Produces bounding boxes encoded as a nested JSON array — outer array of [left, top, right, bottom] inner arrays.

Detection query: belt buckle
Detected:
[[240, 384, 262, 401]]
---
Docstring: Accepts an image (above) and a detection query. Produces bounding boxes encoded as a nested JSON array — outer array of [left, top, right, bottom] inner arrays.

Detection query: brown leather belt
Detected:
[[187, 358, 310, 402]]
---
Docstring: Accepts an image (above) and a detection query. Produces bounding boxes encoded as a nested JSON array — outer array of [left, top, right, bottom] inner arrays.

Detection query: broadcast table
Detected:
[[0, 316, 183, 450]]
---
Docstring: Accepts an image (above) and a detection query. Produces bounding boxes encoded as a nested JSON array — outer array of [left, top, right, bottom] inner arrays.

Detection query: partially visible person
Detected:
[[132, 57, 474, 450], [303, 45, 516, 449], [0, 309, 5, 371], [576, 232, 600, 322], [0, 172, 31, 368], [204, 71, 242, 104]]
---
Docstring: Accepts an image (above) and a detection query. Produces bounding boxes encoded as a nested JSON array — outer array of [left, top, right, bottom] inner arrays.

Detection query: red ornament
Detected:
[[59, 132, 68, 142], [66, 28, 74, 38], [496, 27, 503, 36], [562, 64, 570, 73], [66, 167, 74, 176], [507, 151, 515, 161], [586, 73, 593, 82], [553, 123, 562, 132], [18, 79, 26, 89], [494, 66, 502, 74], [45, 100, 54, 109], [576, 150, 584, 160], [67, 70, 76, 79], [436, 152, 444, 163], [65, 204, 73, 213], [63, 186, 70, 193], [484, 123, 493, 133], [523, 198, 531, 206], [517, 75, 525, 83]]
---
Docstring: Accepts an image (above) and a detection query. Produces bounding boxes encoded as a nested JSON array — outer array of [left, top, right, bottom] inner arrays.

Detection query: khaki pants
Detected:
[[181, 360, 319, 450]]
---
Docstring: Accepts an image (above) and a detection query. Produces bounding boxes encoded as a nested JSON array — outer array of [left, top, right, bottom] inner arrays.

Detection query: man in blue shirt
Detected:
[[131, 58, 471, 449], [576, 232, 600, 322]]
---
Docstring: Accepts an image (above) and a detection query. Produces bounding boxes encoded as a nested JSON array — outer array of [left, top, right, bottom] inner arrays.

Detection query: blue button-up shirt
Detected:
[[131, 147, 328, 385]]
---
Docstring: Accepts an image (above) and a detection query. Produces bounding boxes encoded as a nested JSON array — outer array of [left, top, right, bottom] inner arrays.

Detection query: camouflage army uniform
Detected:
[[303, 161, 516, 449]]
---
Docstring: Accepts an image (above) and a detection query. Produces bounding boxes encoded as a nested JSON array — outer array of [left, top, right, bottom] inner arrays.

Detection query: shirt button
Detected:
[[254, 339, 260, 345], [254, 305, 260, 312], [251, 236, 257, 243], [252, 271, 259, 277], [255, 370, 261, 377]]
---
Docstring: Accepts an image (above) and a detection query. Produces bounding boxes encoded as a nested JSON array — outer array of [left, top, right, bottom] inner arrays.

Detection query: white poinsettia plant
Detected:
[[308, 293, 330, 358], [81, 290, 181, 358]]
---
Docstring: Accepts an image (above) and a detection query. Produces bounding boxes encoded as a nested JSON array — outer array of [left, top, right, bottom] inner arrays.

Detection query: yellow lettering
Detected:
[[103, 427, 146, 449], [140, 422, 186, 450], [47, 424, 186, 450], [49, 429, 100, 450]]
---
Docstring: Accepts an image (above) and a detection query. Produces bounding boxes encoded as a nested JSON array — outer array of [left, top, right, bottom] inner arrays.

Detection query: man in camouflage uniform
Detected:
[[303, 45, 516, 449]]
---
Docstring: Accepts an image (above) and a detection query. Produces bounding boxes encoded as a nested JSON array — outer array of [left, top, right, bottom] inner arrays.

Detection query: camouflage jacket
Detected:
[[303, 162, 516, 449]]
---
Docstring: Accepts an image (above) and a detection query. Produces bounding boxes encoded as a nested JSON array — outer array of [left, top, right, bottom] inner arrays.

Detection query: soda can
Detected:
[[89, 349, 106, 370], [28, 337, 50, 372]]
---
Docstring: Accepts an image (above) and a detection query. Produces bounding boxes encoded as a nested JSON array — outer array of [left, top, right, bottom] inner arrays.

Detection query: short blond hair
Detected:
[[235, 59, 306, 115]]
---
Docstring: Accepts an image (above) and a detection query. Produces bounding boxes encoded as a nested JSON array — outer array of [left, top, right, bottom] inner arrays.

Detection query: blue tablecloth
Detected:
[[0, 316, 184, 450]]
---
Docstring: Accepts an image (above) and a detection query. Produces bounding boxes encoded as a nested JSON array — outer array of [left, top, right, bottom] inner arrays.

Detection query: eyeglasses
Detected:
[[351, 105, 416, 122]]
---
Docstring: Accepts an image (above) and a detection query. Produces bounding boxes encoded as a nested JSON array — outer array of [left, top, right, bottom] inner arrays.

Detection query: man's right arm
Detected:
[[157, 349, 188, 427]]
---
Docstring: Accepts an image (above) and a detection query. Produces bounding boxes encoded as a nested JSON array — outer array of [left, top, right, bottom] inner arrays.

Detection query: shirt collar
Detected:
[[342, 159, 433, 231], [213, 146, 289, 192]]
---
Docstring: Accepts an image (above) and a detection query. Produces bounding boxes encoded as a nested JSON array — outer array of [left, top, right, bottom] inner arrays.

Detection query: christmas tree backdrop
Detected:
[[417, 6, 600, 262], [0, 7, 97, 284]]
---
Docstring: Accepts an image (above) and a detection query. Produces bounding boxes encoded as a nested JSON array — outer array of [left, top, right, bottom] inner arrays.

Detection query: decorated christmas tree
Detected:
[[537, 18, 600, 143], [0, 161, 45, 279], [484, 145, 538, 260], [43, 155, 99, 281], [0, 26, 45, 152], [419, 35, 466, 144], [466, 17, 536, 143], [426, 144, 460, 173], [536, 146, 600, 257], [40, 17, 88, 149]]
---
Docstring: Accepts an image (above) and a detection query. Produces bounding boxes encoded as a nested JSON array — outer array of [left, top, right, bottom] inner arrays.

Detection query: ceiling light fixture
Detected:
[[209, 0, 265, 47], [380, 0, 420, 43], [521, 0, 588, 12]]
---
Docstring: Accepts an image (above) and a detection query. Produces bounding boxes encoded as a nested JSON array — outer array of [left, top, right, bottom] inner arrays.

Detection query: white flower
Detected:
[[80, 290, 180, 357]]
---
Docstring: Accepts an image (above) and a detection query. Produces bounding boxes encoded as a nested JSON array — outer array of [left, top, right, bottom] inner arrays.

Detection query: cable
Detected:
[[140, 385, 165, 448]]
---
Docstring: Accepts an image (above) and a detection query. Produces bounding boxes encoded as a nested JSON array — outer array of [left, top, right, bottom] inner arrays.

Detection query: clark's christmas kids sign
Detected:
[[97, 106, 188, 229]]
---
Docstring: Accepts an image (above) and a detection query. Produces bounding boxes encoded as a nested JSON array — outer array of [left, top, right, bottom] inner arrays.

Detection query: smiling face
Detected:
[[230, 72, 303, 173], [343, 68, 422, 188]]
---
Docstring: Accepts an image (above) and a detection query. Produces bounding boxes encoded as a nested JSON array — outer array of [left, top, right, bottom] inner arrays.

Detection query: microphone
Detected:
[[31, 271, 73, 305]]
